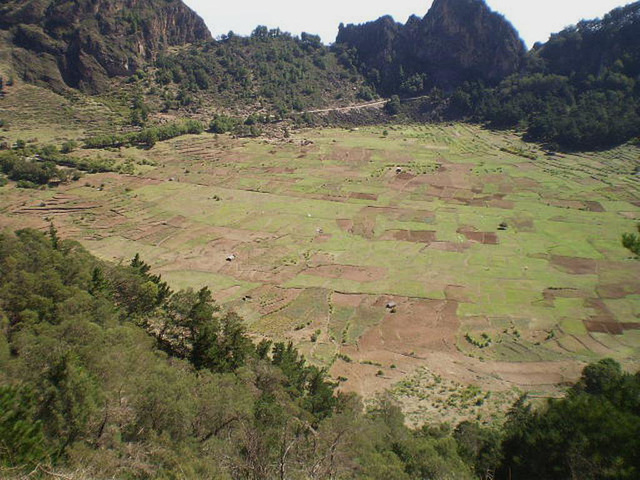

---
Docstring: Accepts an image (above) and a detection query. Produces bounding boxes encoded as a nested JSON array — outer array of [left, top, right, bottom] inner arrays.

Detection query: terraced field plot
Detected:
[[2, 124, 639, 419]]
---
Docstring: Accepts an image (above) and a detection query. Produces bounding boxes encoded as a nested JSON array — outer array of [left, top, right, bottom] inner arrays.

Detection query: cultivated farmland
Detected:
[[2, 123, 638, 423]]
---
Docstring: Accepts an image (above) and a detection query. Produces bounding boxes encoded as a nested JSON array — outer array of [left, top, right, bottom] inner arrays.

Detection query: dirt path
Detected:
[[303, 100, 388, 114], [302, 95, 431, 115]]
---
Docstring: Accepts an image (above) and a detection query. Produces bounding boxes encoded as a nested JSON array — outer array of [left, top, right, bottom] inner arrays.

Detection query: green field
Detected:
[[2, 122, 639, 403]]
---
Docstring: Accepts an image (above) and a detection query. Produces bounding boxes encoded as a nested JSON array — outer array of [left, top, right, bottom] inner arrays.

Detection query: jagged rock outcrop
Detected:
[[0, 0, 211, 92], [412, 0, 526, 85], [336, 0, 526, 94]]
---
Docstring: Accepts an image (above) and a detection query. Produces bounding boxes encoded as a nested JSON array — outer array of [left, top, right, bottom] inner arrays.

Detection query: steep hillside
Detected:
[[335, 0, 525, 95], [0, 0, 211, 92], [454, 1, 640, 149], [146, 28, 371, 116]]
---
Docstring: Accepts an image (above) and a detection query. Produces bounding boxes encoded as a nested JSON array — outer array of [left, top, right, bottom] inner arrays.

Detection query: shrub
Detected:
[[17, 179, 39, 188], [209, 114, 240, 134], [385, 95, 401, 115], [61, 140, 78, 154]]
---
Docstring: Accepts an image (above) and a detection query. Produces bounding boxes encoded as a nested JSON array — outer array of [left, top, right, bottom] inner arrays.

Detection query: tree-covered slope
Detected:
[[535, 3, 640, 78], [149, 27, 372, 115], [0, 229, 474, 478]]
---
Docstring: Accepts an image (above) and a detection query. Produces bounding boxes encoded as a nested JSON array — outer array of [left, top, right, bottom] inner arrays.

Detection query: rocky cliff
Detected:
[[0, 0, 211, 92], [414, 0, 526, 85], [336, 0, 526, 94]]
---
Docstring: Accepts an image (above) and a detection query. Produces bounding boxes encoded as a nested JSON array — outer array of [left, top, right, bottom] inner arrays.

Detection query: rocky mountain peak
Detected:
[[336, 0, 526, 94], [417, 0, 526, 85]]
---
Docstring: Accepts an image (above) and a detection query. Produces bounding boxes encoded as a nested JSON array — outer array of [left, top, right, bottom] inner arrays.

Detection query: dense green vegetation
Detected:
[[0, 138, 138, 188], [153, 27, 367, 114], [0, 150, 61, 188], [0, 229, 470, 478], [0, 143, 90, 188], [83, 119, 204, 149], [622, 224, 640, 257], [0, 229, 638, 479], [498, 359, 640, 479]]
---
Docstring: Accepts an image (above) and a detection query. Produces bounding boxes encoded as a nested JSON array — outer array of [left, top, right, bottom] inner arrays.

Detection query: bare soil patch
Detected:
[[332, 292, 368, 308], [336, 219, 354, 233], [445, 285, 471, 302], [246, 286, 303, 316], [619, 211, 640, 220], [581, 298, 635, 335], [419, 163, 474, 189], [360, 298, 460, 354], [586, 298, 616, 322], [264, 167, 296, 174], [584, 201, 606, 212], [550, 255, 598, 275], [331, 297, 461, 398], [597, 282, 640, 299], [584, 321, 625, 335], [381, 230, 437, 243], [396, 172, 416, 181], [351, 209, 377, 239], [456, 226, 499, 245], [349, 192, 378, 201]]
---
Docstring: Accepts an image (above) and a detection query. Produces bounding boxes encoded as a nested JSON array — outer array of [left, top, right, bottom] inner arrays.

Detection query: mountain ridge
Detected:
[[0, 0, 638, 150]]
